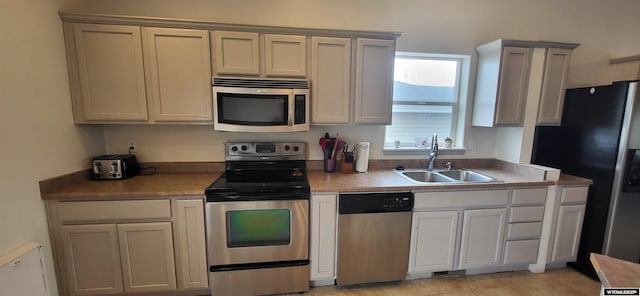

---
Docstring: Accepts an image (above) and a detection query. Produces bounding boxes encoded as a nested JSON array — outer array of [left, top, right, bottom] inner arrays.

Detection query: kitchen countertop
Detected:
[[590, 253, 640, 288], [40, 172, 220, 200], [40, 162, 591, 200], [308, 168, 564, 192]]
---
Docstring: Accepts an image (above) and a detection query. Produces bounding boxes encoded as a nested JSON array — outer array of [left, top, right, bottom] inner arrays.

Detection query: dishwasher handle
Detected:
[[339, 192, 414, 214]]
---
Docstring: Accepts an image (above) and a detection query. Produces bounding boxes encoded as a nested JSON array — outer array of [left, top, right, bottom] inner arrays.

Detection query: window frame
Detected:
[[384, 52, 464, 152]]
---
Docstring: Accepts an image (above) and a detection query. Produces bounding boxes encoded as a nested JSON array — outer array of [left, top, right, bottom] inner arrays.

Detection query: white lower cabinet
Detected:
[[310, 194, 338, 282], [544, 185, 588, 265], [174, 200, 208, 290], [117, 222, 177, 293], [408, 211, 459, 273], [50, 199, 208, 296], [458, 208, 507, 269], [503, 187, 547, 266], [61, 222, 176, 295], [551, 204, 586, 262], [409, 188, 550, 276], [60, 224, 124, 295], [409, 189, 510, 276]]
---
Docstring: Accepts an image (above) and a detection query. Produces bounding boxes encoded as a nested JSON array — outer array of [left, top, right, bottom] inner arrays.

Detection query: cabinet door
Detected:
[[354, 38, 395, 124], [175, 200, 208, 289], [310, 194, 337, 281], [212, 31, 260, 75], [117, 222, 177, 293], [409, 211, 459, 273], [551, 205, 585, 262], [264, 34, 307, 77], [537, 48, 572, 125], [142, 28, 212, 122], [60, 224, 123, 296], [71, 24, 148, 121], [310, 37, 352, 124], [495, 47, 531, 126], [459, 208, 507, 269]]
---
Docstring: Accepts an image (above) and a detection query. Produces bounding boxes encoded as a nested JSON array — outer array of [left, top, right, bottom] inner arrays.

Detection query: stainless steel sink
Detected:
[[395, 169, 499, 184], [400, 171, 454, 183], [437, 169, 499, 183]]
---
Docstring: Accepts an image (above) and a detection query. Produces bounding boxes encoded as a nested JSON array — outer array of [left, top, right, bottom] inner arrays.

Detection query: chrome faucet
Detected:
[[427, 133, 438, 171]]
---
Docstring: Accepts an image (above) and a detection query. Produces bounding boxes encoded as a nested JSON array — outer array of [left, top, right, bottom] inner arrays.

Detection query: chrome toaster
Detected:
[[91, 154, 139, 180]]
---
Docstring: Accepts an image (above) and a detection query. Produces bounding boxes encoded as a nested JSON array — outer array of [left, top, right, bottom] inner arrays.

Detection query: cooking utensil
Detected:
[[331, 134, 340, 160]]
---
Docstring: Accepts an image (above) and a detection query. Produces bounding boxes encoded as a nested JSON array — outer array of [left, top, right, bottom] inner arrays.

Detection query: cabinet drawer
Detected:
[[57, 200, 171, 222], [511, 188, 547, 205], [506, 222, 542, 240], [508, 206, 544, 222], [560, 186, 589, 204], [414, 190, 509, 209], [503, 240, 540, 265]]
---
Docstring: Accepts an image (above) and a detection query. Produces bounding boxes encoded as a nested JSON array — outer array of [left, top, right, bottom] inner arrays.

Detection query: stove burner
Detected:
[[205, 142, 310, 202]]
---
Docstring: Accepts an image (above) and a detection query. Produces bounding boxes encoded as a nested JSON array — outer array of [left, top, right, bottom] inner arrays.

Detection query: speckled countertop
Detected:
[[309, 168, 554, 193], [40, 173, 219, 200], [39, 160, 591, 200], [39, 162, 222, 200]]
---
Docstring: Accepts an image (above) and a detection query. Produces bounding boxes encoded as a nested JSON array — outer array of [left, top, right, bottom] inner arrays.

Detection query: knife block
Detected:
[[340, 158, 354, 173]]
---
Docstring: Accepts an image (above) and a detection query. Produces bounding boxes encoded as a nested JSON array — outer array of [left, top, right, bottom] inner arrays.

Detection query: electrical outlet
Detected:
[[128, 140, 137, 154]]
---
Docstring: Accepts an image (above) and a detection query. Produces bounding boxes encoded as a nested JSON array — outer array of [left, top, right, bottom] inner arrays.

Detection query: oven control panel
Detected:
[[226, 142, 306, 161]]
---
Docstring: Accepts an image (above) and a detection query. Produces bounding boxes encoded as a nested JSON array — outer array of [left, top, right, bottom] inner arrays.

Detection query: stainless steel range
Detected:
[[205, 142, 310, 296]]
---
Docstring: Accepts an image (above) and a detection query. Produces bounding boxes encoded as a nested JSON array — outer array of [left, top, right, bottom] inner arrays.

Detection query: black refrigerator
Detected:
[[531, 80, 640, 279]]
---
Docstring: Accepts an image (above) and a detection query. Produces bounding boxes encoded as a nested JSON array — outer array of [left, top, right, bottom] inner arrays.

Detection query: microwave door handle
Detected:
[[288, 93, 294, 126]]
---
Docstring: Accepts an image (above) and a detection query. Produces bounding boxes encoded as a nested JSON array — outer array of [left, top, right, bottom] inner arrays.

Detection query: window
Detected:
[[385, 53, 464, 150]]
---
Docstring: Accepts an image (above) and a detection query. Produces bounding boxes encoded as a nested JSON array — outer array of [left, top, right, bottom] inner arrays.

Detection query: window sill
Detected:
[[382, 147, 466, 155]]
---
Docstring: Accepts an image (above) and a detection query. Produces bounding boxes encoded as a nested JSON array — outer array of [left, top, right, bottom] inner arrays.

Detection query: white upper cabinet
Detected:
[[65, 23, 214, 124], [537, 47, 574, 125], [310, 37, 397, 125], [211, 31, 260, 76], [264, 34, 307, 77], [212, 31, 307, 77], [69, 23, 148, 122], [495, 47, 532, 125], [472, 39, 579, 127], [61, 14, 400, 125], [142, 28, 212, 122], [472, 40, 532, 127], [310, 37, 352, 124], [354, 38, 395, 124]]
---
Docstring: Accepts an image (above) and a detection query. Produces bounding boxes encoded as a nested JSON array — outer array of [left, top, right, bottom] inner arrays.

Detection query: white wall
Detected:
[[0, 0, 106, 295], [57, 0, 640, 162]]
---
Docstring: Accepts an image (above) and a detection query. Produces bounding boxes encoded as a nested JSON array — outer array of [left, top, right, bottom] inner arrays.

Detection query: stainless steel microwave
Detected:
[[212, 77, 309, 132]]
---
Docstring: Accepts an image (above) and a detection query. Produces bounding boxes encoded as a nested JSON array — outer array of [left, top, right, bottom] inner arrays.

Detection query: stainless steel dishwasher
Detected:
[[336, 191, 414, 286]]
